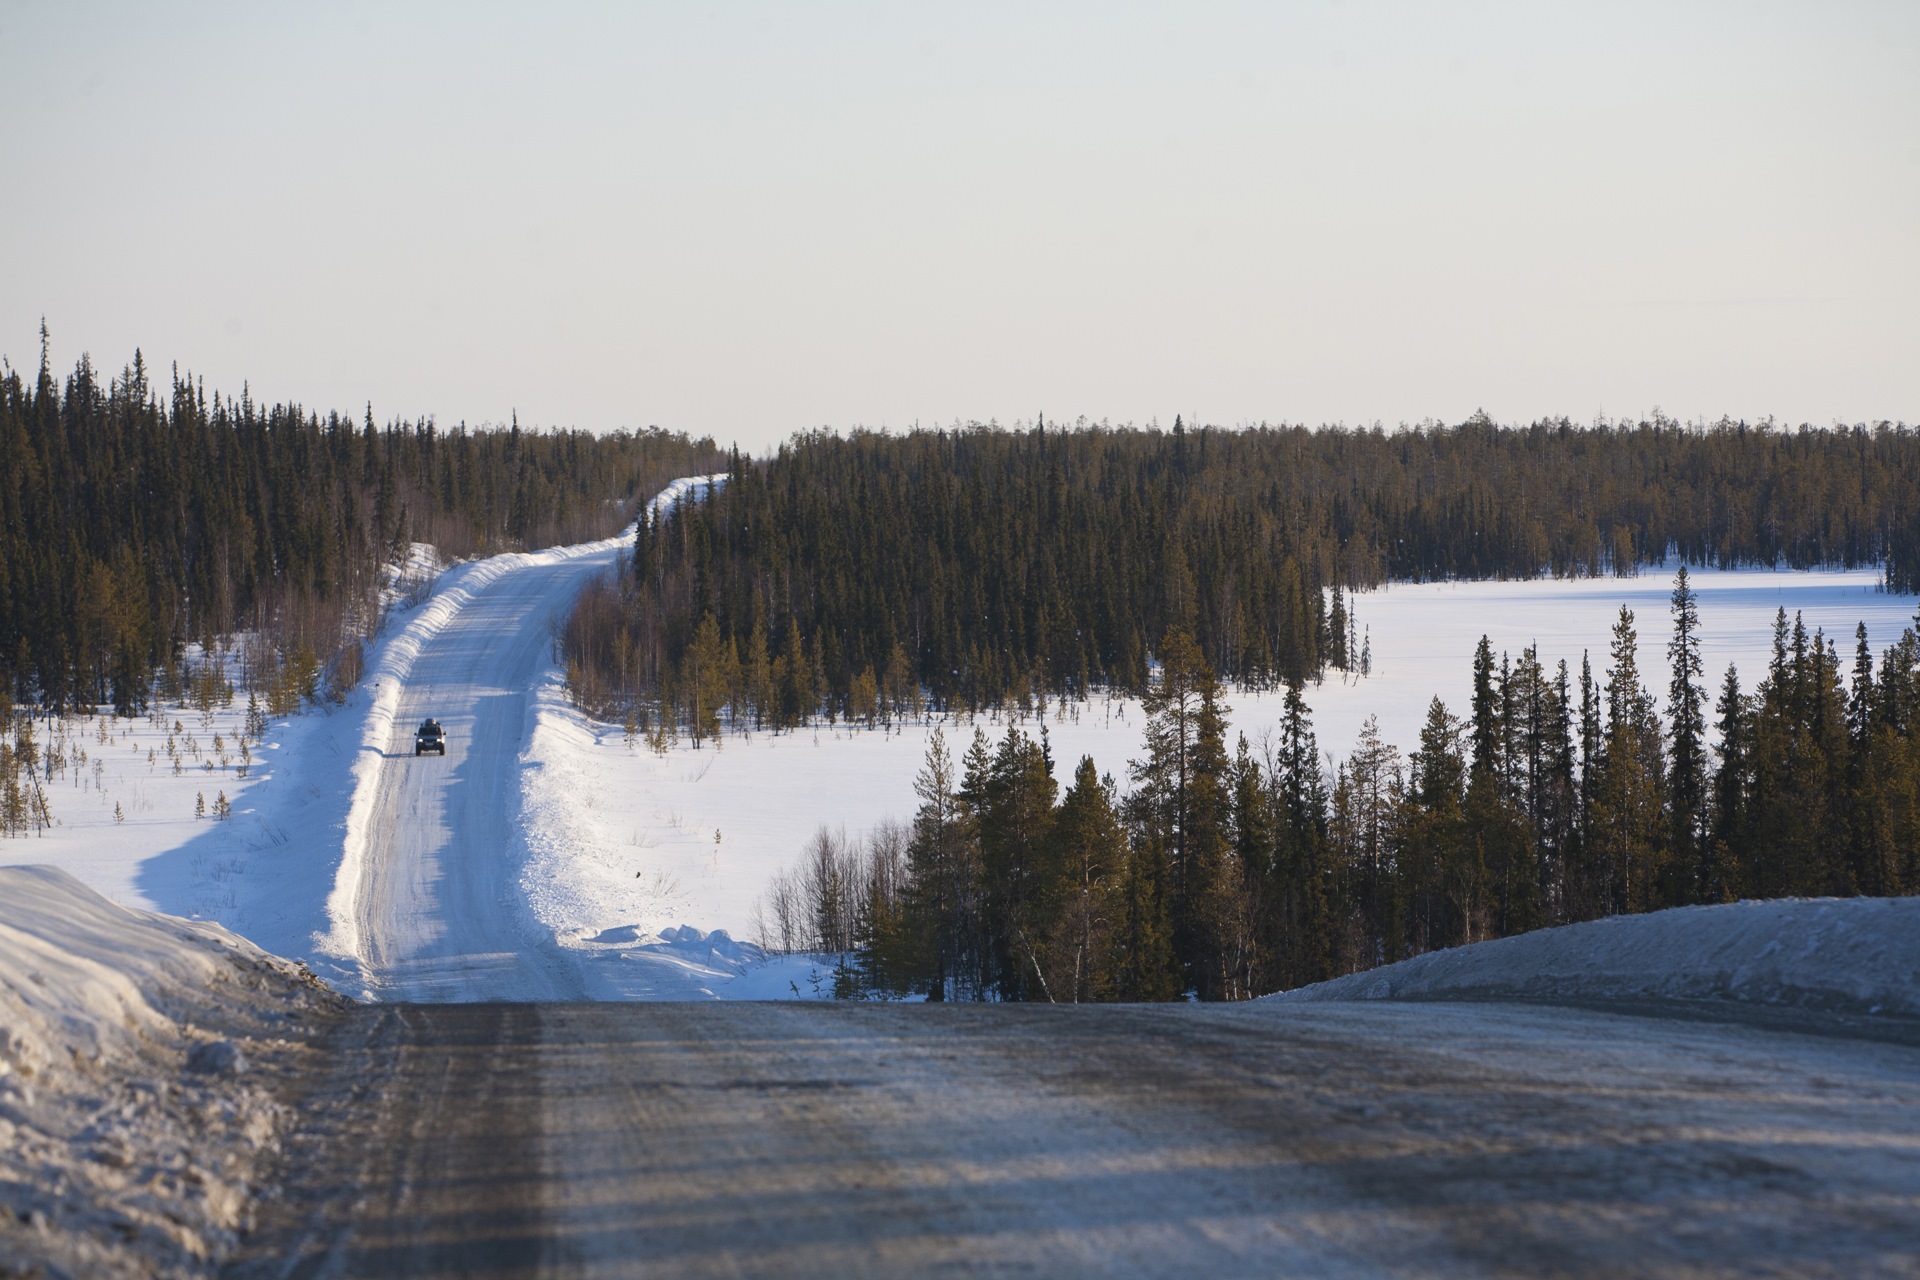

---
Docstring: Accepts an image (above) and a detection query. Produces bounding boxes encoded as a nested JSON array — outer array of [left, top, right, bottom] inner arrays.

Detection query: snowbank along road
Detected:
[[0, 867, 345, 1280]]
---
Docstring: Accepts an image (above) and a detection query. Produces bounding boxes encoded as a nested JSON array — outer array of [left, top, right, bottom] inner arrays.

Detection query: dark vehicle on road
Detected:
[[415, 719, 447, 756]]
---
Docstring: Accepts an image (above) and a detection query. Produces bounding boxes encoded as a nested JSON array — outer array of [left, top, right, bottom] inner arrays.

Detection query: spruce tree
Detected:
[[1590, 607, 1667, 914], [1051, 756, 1126, 1002], [1231, 735, 1277, 989], [1666, 566, 1708, 900], [1130, 628, 1235, 998], [1469, 635, 1501, 781], [1707, 664, 1749, 901], [1405, 698, 1468, 951], [1114, 830, 1179, 1001], [974, 727, 1060, 1000], [1274, 682, 1333, 984], [902, 729, 976, 1000], [1572, 651, 1603, 916]]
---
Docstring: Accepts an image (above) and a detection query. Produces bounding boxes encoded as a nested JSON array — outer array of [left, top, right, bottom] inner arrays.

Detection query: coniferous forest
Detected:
[[0, 331, 722, 717], [760, 574, 1920, 1002], [566, 414, 1920, 732], [580, 417, 1920, 1001], [9, 338, 1919, 996]]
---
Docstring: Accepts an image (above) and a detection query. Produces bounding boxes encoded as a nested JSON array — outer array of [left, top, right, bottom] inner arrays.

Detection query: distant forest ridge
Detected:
[[566, 414, 1920, 726], [0, 334, 723, 713]]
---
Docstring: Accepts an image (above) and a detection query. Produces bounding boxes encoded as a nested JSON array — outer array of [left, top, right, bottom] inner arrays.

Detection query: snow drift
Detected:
[[1274, 895, 1920, 1017], [0, 865, 344, 1278]]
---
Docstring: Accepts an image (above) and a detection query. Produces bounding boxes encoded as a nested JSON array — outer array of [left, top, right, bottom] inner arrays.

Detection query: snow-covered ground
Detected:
[[0, 865, 342, 1278], [526, 564, 1918, 951], [0, 664, 375, 974], [1273, 894, 1920, 1017], [1318, 565, 1916, 754], [0, 473, 831, 1001], [518, 676, 846, 999]]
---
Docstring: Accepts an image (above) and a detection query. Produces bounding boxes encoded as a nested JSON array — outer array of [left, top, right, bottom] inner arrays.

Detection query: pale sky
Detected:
[[3, 1, 1915, 450]]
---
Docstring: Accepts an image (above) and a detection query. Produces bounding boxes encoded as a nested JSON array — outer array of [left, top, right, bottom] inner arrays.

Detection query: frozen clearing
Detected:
[[542, 565, 1918, 951]]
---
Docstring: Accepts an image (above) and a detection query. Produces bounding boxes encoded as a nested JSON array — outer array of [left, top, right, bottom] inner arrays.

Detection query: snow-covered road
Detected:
[[353, 547, 613, 1001], [340, 476, 726, 1002]]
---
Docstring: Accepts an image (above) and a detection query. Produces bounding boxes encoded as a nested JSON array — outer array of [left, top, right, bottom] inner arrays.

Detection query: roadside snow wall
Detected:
[[0, 865, 345, 1279], [1274, 896, 1920, 1017]]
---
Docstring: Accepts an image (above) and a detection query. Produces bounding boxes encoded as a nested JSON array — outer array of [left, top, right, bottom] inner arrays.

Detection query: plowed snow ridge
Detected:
[[0, 866, 339, 1278], [1276, 894, 1920, 1016]]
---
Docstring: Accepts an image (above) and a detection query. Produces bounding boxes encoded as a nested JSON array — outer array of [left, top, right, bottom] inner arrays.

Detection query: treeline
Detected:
[[569, 414, 1920, 726], [0, 328, 723, 714], [768, 571, 1920, 1001]]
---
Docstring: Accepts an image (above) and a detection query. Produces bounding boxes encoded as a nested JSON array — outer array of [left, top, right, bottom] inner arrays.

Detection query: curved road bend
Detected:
[[231, 999, 1920, 1279]]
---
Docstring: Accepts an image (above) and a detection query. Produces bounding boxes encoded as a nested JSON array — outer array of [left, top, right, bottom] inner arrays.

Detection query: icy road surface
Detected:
[[229, 999, 1920, 1278]]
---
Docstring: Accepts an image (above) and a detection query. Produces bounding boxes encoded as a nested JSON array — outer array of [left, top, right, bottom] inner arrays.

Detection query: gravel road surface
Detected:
[[227, 998, 1920, 1279]]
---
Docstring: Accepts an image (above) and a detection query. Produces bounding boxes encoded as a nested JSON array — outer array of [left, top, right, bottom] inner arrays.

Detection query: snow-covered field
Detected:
[[0, 665, 374, 967], [528, 564, 1918, 950]]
